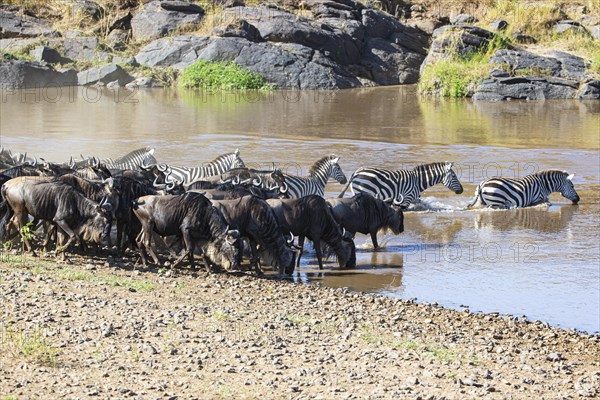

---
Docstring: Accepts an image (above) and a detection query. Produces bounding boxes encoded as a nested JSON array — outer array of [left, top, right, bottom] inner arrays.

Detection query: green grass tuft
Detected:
[[179, 60, 273, 90]]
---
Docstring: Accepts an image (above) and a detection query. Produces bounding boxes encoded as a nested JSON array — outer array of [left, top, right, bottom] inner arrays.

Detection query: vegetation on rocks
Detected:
[[179, 60, 273, 90]]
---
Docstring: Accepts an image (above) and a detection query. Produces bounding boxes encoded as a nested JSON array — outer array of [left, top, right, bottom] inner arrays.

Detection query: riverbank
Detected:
[[1, 0, 598, 98], [1, 255, 598, 399]]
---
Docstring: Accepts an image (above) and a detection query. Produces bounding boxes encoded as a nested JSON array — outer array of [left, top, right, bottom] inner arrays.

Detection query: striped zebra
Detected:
[[279, 155, 347, 198], [468, 170, 580, 209], [160, 150, 245, 187], [70, 147, 157, 171], [102, 147, 157, 171], [338, 162, 464, 209]]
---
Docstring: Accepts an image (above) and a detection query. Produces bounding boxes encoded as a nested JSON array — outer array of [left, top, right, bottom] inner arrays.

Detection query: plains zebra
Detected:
[[338, 162, 463, 209], [279, 155, 347, 198], [468, 170, 580, 209], [102, 147, 157, 171], [69, 147, 157, 171], [160, 150, 245, 187]]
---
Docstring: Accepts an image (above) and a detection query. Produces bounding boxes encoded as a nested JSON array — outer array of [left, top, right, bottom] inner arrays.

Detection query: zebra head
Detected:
[[329, 155, 348, 184], [233, 149, 245, 169], [442, 162, 463, 194], [559, 171, 580, 204]]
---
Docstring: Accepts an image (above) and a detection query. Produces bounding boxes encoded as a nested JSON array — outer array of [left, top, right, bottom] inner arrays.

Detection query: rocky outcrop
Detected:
[[420, 25, 497, 71], [473, 49, 593, 101], [0, 59, 77, 88], [131, 1, 204, 41], [29, 46, 69, 64], [77, 64, 134, 86], [0, 4, 59, 38], [576, 80, 600, 100], [135, 2, 428, 88]]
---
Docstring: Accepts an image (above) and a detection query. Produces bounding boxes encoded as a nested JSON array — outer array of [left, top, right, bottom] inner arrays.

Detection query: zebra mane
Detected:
[[308, 154, 338, 177], [535, 169, 568, 176], [412, 162, 449, 172]]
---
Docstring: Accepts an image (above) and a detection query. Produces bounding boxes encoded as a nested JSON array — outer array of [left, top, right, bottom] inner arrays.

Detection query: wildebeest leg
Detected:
[[370, 231, 379, 249], [53, 218, 79, 255], [295, 236, 305, 269], [314, 240, 324, 270], [248, 239, 263, 275], [172, 229, 193, 269], [135, 229, 149, 266]]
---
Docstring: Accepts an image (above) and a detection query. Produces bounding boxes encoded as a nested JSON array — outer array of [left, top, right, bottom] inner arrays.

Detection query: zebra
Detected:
[[468, 170, 580, 209], [338, 161, 464, 209], [69, 147, 157, 171], [279, 154, 347, 198], [159, 150, 246, 188]]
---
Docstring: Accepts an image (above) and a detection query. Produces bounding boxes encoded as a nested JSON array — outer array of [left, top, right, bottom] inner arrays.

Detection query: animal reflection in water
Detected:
[[296, 252, 404, 292], [474, 205, 576, 233]]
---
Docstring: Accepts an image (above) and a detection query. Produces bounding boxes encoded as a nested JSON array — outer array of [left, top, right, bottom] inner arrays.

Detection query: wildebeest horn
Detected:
[[69, 156, 75, 168], [152, 175, 166, 189], [252, 176, 262, 186], [279, 183, 288, 193], [103, 177, 114, 189], [232, 175, 240, 185], [287, 232, 294, 245]]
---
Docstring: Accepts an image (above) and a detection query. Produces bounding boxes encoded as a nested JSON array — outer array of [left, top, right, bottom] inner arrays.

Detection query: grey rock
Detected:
[[135, 35, 211, 68], [473, 76, 579, 101], [408, 19, 442, 35], [554, 20, 589, 36], [361, 8, 405, 39], [490, 49, 588, 81], [112, 55, 137, 66], [361, 37, 423, 84], [546, 352, 564, 361], [125, 77, 163, 89], [422, 25, 496, 71], [131, 0, 204, 40], [0, 59, 78, 89], [489, 20, 508, 31], [512, 33, 537, 44], [29, 46, 69, 64], [490, 69, 510, 78], [0, 5, 59, 38], [107, 29, 130, 51], [0, 38, 40, 52], [451, 14, 478, 25], [109, 11, 133, 31], [70, 0, 104, 21], [77, 63, 134, 86], [46, 37, 109, 62], [589, 25, 600, 40], [211, 20, 262, 42]]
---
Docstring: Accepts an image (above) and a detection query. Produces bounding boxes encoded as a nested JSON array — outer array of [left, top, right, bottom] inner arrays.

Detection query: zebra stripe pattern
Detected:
[[161, 150, 245, 186], [102, 147, 157, 171], [280, 155, 347, 198], [339, 162, 463, 208], [470, 170, 580, 209]]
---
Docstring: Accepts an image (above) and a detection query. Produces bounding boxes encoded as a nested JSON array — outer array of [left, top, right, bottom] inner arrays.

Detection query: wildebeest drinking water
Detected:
[[132, 192, 241, 270], [0, 179, 113, 257], [267, 195, 356, 270], [326, 192, 404, 248]]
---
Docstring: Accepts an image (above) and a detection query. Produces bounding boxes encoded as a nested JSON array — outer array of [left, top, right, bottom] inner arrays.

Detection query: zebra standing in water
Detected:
[[338, 162, 464, 209], [159, 150, 245, 187], [280, 155, 347, 198], [468, 170, 580, 209]]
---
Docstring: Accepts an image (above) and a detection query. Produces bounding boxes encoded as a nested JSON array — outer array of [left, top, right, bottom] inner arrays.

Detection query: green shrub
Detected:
[[179, 60, 273, 90]]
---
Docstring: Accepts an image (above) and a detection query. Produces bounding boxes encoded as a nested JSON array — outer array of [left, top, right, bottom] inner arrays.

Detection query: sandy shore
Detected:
[[1, 255, 599, 399]]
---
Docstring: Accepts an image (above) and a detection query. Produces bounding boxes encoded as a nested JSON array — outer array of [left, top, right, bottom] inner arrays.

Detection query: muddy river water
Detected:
[[1, 86, 598, 332]]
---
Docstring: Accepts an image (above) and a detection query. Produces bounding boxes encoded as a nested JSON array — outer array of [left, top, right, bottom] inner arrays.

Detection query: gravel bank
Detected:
[[1, 256, 599, 399]]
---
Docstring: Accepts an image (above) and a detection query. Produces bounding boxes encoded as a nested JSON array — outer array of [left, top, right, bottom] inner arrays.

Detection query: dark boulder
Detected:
[[211, 20, 262, 42], [490, 49, 588, 81], [0, 5, 59, 38], [0, 59, 77, 88], [473, 76, 579, 101], [576, 80, 600, 100], [131, 0, 204, 40], [29, 46, 70, 64], [77, 63, 134, 86]]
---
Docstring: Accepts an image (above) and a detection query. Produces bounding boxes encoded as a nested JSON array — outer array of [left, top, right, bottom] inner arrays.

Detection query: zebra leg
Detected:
[[370, 231, 379, 249], [295, 236, 305, 269]]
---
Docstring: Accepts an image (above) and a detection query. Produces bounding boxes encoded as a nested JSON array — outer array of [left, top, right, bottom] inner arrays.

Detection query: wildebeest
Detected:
[[190, 183, 281, 200], [0, 179, 113, 256], [53, 175, 119, 216], [326, 193, 404, 248], [267, 195, 356, 270], [132, 192, 241, 270], [211, 196, 295, 275]]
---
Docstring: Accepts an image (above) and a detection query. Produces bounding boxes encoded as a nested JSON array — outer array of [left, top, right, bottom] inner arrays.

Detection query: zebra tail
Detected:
[[466, 183, 482, 209], [338, 170, 357, 198]]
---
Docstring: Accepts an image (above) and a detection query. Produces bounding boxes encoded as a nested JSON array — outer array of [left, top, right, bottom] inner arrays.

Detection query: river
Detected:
[[1, 86, 598, 333]]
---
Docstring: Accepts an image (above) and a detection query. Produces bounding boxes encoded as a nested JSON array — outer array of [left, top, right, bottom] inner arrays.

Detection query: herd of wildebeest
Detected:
[[0, 146, 580, 275]]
